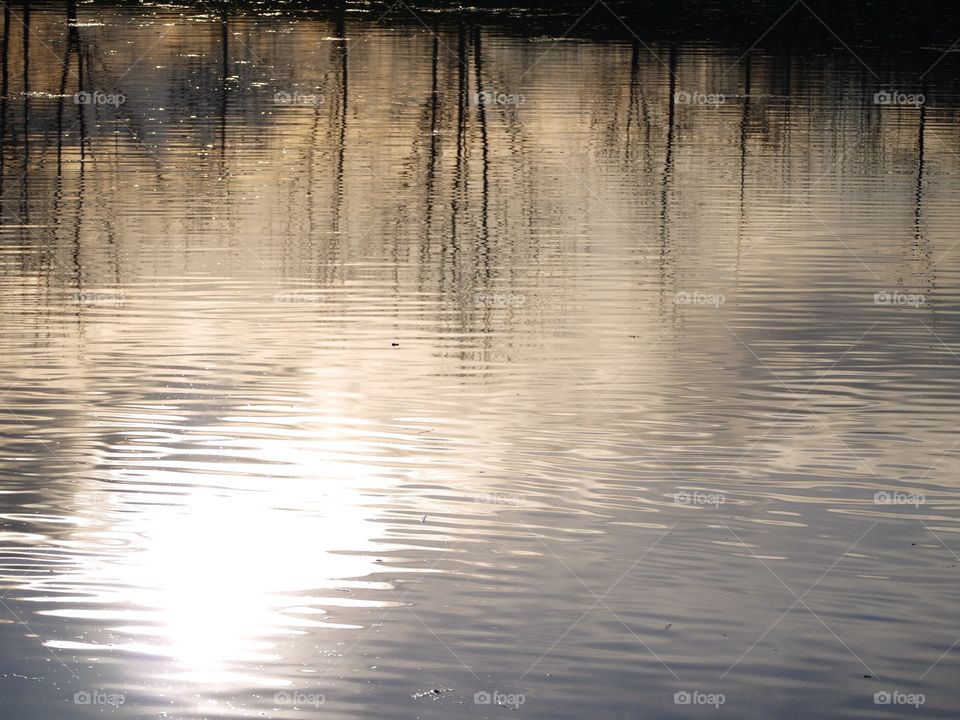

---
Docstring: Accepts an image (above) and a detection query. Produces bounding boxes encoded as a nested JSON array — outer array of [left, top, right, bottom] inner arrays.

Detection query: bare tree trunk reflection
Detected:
[[424, 23, 440, 244], [734, 55, 751, 286], [219, 8, 228, 162], [0, 3, 10, 198], [913, 79, 935, 324], [658, 44, 676, 314], [472, 25, 490, 283], [333, 3, 347, 237], [20, 0, 30, 224], [446, 23, 467, 294], [626, 40, 652, 171], [57, 0, 80, 173], [913, 84, 926, 245]]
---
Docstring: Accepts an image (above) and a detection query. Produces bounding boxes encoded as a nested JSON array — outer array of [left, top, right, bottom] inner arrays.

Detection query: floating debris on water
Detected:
[[411, 687, 454, 699]]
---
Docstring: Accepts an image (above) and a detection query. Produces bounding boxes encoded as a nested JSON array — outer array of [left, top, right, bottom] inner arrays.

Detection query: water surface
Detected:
[[1, 4, 960, 718]]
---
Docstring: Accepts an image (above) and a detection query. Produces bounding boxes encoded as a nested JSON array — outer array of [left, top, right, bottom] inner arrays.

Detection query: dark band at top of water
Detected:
[[24, 0, 958, 47]]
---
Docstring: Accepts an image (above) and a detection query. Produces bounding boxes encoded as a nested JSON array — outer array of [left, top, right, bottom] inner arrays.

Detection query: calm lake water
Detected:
[[1, 2, 959, 718]]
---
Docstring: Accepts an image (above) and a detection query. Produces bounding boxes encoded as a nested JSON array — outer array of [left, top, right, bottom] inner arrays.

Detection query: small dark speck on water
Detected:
[[391, 342, 399, 347], [864, 675, 872, 678], [412, 688, 454, 699]]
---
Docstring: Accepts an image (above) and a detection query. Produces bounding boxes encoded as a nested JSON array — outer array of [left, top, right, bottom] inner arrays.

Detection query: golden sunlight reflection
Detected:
[[32, 431, 418, 689]]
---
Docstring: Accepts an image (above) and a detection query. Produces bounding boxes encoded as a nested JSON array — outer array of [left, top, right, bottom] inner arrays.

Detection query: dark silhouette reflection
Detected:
[[53, 0, 88, 306], [626, 40, 653, 172], [0, 10, 955, 330], [658, 44, 676, 314], [1, 13, 960, 720], [472, 24, 490, 284], [910, 79, 936, 325], [734, 55, 751, 285], [333, 4, 347, 236], [423, 22, 440, 246], [914, 85, 926, 245], [445, 23, 467, 295], [0, 2, 10, 194], [56, 0, 81, 172], [219, 8, 228, 160], [19, 0, 29, 222]]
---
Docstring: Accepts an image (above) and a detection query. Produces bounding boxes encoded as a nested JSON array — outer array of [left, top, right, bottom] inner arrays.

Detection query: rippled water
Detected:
[[1, 3, 960, 718]]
